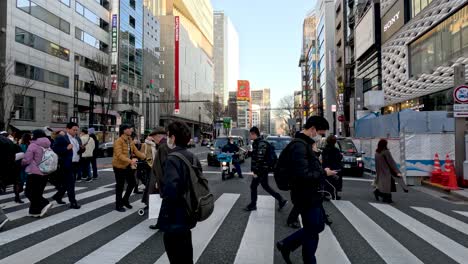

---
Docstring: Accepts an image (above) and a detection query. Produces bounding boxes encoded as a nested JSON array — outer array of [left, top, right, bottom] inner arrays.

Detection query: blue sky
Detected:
[[212, 0, 317, 107]]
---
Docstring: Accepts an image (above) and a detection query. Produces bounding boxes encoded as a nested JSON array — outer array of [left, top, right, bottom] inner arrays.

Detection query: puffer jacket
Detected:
[[250, 138, 271, 175], [22, 137, 52, 176], [289, 133, 326, 208], [112, 134, 146, 169], [80, 134, 95, 158]]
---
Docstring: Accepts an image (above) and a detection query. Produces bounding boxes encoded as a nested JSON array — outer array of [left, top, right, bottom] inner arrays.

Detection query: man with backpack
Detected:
[[156, 121, 212, 264], [244, 126, 287, 212], [275, 116, 337, 264]]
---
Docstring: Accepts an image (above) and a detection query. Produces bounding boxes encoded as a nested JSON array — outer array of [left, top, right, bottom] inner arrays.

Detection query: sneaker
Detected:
[[123, 203, 133, 209], [76, 178, 82, 183], [0, 218, 9, 231], [116, 207, 126, 212], [39, 203, 53, 218], [29, 213, 40, 218], [70, 202, 81, 209], [85, 178, 93, 182], [278, 200, 288, 211]]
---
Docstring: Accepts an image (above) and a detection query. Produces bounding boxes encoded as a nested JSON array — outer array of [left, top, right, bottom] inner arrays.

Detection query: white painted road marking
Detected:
[[413, 207, 468, 236], [317, 226, 351, 264]]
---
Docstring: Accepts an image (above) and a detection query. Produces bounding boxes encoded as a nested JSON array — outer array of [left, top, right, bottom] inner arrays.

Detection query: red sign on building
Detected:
[[174, 16, 180, 113], [237, 80, 250, 101]]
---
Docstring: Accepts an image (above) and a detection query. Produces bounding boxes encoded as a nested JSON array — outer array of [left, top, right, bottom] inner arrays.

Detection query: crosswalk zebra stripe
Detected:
[[155, 193, 240, 264], [333, 201, 423, 264], [412, 207, 468, 236], [454, 211, 468, 218], [371, 203, 468, 264], [0, 186, 55, 201], [0, 187, 87, 210], [316, 226, 351, 264], [233, 196, 275, 264], [6, 186, 114, 221], [0, 200, 143, 264], [76, 219, 156, 264], [0, 194, 118, 246]]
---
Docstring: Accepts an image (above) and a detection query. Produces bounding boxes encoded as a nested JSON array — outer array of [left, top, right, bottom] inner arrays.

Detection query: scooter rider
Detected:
[[221, 137, 243, 179]]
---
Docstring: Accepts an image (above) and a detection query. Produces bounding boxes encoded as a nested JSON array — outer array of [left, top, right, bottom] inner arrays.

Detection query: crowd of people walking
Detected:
[[0, 116, 411, 264]]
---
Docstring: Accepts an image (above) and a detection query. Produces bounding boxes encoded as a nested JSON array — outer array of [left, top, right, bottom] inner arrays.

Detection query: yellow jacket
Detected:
[[112, 135, 146, 169]]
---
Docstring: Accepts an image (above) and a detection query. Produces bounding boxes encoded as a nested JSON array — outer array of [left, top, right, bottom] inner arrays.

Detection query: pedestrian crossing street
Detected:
[[1, 185, 468, 264]]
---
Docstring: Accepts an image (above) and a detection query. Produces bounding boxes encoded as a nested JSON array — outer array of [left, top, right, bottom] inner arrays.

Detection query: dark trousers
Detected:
[[91, 157, 98, 178], [142, 167, 153, 205], [81, 157, 92, 179], [288, 205, 300, 224], [26, 174, 49, 214], [54, 163, 78, 203], [74, 161, 83, 180], [163, 231, 193, 264], [233, 162, 243, 177], [114, 167, 136, 209], [280, 206, 325, 264], [250, 173, 284, 206]]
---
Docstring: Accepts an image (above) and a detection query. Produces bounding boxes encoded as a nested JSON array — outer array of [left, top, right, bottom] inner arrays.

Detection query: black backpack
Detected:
[[274, 138, 311, 191], [169, 152, 214, 222], [267, 142, 278, 172]]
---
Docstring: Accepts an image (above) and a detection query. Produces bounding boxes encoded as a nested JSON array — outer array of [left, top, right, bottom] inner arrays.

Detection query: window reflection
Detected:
[[16, 0, 70, 34], [15, 27, 70, 61], [410, 5, 468, 77]]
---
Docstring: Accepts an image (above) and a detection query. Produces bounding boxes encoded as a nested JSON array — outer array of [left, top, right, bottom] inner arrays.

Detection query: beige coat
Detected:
[[80, 135, 95, 158], [375, 149, 406, 194]]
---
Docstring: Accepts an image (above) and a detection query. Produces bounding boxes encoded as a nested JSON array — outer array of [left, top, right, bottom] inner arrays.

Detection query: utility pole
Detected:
[[72, 56, 80, 123], [454, 64, 466, 186], [88, 81, 95, 128]]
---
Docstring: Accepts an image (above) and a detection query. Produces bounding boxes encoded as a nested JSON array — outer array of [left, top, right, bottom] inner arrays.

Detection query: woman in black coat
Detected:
[[321, 135, 343, 200]]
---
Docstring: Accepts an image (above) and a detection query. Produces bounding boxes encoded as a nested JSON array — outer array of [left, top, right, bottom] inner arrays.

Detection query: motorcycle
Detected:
[[217, 152, 237, 181]]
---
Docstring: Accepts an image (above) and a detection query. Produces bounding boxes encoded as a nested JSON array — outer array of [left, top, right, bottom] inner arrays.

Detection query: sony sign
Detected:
[[384, 11, 400, 32], [381, 0, 407, 43]]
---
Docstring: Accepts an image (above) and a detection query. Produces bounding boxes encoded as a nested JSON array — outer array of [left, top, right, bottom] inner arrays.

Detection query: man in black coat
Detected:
[[52, 122, 81, 209], [276, 116, 337, 264], [0, 133, 16, 230], [156, 121, 200, 264], [244, 127, 287, 211]]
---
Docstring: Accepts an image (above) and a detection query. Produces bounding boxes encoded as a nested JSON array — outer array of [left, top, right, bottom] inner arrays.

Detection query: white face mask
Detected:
[[311, 134, 322, 143], [167, 136, 176, 149]]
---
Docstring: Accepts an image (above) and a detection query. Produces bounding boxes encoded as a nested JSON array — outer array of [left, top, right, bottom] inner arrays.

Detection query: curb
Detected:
[[421, 180, 468, 202]]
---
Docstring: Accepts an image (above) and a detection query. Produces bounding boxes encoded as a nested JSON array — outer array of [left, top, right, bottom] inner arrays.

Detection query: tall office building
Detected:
[[317, 0, 337, 134], [156, 0, 214, 135], [299, 11, 319, 124], [214, 11, 239, 107], [228, 91, 237, 125], [251, 88, 271, 134], [1, 0, 113, 133], [109, 0, 146, 131], [142, 4, 161, 131]]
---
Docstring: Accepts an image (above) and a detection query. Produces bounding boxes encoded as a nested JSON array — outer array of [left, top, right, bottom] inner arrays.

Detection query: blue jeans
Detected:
[[233, 162, 243, 177], [280, 206, 325, 264]]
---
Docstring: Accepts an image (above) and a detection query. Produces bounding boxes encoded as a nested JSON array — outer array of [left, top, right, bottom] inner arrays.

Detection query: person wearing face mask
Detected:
[[112, 124, 146, 212], [276, 116, 337, 264], [221, 137, 243, 179]]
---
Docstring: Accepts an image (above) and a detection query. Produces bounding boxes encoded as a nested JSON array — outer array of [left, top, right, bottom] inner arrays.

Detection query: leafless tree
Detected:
[[275, 95, 295, 135], [88, 55, 113, 142], [204, 95, 225, 124], [0, 60, 34, 131]]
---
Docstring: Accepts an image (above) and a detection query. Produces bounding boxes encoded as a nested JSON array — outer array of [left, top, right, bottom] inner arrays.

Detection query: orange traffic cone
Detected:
[[443, 154, 459, 190], [431, 153, 442, 184]]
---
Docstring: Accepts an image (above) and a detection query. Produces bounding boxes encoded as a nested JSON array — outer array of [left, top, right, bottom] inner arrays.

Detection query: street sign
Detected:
[[454, 85, 468, 104], [331, 105, 337, 112], [454, 104, 468, 111], [454, 112, 468, 118]]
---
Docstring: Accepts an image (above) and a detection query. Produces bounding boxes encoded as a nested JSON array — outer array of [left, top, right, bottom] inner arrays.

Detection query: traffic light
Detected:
[[149, 79, 154, 90]]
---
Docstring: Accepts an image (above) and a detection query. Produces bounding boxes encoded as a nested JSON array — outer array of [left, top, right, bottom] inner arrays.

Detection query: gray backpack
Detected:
[[169, 152, 214, 222]]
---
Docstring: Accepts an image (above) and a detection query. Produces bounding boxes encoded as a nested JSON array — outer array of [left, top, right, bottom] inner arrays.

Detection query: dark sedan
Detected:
[[207, 136, 247, 166], [266, 136, 292, 157], [337, 138, 364, 177]]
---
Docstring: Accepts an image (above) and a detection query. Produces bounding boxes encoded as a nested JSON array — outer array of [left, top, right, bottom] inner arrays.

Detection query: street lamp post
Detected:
[[89, 81, 95, 128]]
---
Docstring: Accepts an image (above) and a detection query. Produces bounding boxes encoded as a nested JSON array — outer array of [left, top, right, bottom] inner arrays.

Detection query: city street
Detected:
[[1, 146, 468, 264]]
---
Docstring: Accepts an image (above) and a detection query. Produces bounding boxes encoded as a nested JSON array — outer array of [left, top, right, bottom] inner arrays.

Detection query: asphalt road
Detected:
[[1, 146, 468, 264]]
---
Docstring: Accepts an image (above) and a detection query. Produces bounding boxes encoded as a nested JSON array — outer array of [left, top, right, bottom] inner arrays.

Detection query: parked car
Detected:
[[266, 136, 292, 157], [319, 137, 364, 177], [99, 142, 114, 157], [207, 136, 248, 166]]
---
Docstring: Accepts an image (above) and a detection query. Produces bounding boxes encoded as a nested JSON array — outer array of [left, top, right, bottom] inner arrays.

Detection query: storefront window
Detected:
[[409, 5, 468, 77]]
